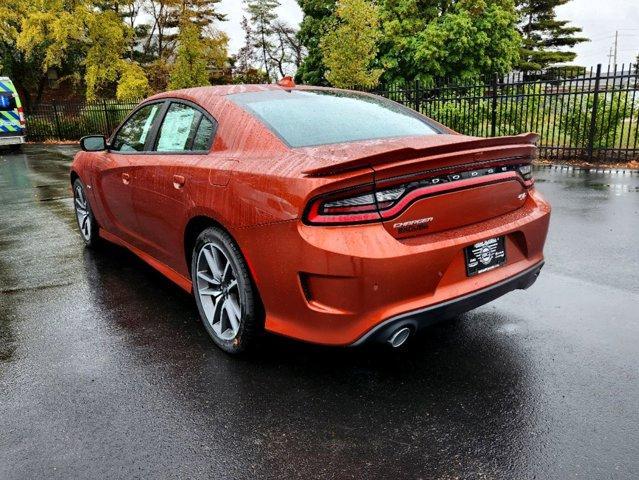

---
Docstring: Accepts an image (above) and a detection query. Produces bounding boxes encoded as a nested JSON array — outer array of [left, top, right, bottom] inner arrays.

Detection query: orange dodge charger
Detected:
[[71, 82, 550, 354]]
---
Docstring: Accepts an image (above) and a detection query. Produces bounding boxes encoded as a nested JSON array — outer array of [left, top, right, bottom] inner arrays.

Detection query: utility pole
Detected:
[[613, 30, 619, 68], [607, 47, 614, 68]]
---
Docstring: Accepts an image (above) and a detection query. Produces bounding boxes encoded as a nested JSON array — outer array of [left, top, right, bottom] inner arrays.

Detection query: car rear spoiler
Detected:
[[302, 133, 539, 177]]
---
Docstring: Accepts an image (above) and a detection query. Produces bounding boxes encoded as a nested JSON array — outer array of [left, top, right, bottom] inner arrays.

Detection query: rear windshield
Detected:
[[228, 89, 439, 148], [0, 94, 17, 112]]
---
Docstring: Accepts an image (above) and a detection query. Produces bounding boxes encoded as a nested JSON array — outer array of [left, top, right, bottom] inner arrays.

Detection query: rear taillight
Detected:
[[305, 185, 383, 224], [305, 162, 534, 225], [518, 164, 533, 181], [17, 106, 25, 128]]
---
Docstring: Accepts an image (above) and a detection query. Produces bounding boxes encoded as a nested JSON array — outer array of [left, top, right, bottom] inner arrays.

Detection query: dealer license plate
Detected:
[[464, 237, 506, 277]]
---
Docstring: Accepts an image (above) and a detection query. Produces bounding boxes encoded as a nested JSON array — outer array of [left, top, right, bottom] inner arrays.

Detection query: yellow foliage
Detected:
[[12, 0, 141, 100], [117, 61, 150, 101], [320, 0, 382, 89]]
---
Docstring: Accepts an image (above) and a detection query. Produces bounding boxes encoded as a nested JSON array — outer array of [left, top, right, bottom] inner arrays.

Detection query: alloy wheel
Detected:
[[74, 184, 91, 240], [196, 243, 242, 341]]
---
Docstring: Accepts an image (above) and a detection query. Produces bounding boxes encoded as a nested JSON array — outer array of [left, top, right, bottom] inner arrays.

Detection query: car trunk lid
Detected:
[[302, 134, 537, 236], [369, 135, 536, 239]]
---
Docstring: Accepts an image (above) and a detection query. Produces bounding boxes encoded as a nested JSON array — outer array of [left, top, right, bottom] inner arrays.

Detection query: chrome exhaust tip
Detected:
[[387, 327, 411, 348]]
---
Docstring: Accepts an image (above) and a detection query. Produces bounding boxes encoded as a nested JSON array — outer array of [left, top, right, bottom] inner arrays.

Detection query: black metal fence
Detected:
[[25, 99, 139, 142], [370, 64, 639, 162], [24, 64, 639, 162]]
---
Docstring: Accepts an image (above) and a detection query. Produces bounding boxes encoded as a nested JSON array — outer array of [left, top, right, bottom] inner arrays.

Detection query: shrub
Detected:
[[561, 91, 638, 149]]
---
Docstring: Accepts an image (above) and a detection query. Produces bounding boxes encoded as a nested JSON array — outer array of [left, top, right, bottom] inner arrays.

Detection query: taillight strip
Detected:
[[306, 200, 381, 224], [304, 162, 534, 226]]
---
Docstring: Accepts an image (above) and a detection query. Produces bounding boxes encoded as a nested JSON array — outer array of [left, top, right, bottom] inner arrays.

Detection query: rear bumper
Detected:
[[236, 187, 551, 346], [0, 134, 25, 146], [351, 261, 544, 346]]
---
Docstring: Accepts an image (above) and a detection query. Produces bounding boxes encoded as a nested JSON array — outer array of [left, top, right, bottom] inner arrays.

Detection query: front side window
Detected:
[[155, 103, 216, 152], [228, 89, 439, 148], [111, 103, 161, 152]]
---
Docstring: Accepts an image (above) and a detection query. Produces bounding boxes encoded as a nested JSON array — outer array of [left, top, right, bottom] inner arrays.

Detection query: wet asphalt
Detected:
[[0, 144, 638, 479]]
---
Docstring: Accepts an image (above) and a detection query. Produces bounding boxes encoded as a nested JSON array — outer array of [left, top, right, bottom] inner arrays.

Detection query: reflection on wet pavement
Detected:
[[1, 145, 638, 479]]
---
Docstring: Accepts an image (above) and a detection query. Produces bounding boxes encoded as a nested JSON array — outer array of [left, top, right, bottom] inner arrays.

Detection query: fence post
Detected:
[[587, 64, 602, 161], [414, 80, 421, 113], [103, 100, 111, 134], [490, 73, 498, 137], [52, 101, 62, 140]]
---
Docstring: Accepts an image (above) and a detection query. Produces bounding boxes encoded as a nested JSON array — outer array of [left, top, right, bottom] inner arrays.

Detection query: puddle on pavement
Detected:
[[587, 183, 639, 192], [534, 165, 639, 194]]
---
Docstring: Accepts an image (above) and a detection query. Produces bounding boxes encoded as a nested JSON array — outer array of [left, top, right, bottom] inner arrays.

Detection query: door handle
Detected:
[[121, 172, 130, 185], [173, 174, 186, 189]]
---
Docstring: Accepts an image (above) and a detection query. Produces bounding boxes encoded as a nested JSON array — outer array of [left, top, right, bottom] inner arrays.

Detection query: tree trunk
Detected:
[[261, 25, 270, 81]]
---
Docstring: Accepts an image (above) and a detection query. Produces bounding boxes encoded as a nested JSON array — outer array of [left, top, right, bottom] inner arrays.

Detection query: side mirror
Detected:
[[80, 135, 107, 152]]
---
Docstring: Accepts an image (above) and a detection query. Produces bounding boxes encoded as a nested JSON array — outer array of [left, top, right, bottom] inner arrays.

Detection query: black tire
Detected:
[[191, 226, 261, 354], [0, 144, 21, 154], [72, 178, 100, 248]]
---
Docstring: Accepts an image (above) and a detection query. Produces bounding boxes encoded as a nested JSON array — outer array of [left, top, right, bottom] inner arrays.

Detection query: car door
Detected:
[[93, 102, 165, 246], [131, 100, 218, 271]]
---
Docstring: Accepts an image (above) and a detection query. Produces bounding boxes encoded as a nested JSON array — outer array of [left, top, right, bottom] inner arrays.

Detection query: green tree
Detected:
[[412, 0, 521, 82], [163, 0, 226, 53], [296, 0, 336, 85], [320, 0, 382, 88], [168, 22, 210, 89], [270, 20, 304, 78], [245, 0, 280, 81], [377, 0, 440, 83], [236, 8, 300, 81], [518, 0, 587, 71], [320, 0, 522, 85]]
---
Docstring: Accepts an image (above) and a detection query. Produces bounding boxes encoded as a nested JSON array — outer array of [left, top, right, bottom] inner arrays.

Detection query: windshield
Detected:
[[228, 89, 439, 148]]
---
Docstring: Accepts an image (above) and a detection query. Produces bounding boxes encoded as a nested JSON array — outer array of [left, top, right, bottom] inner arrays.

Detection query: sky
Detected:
[[218, 0, 303, 53], [218, 0, 639, 68]]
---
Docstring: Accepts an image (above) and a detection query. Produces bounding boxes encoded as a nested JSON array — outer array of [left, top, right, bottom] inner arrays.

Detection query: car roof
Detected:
[[148, 84, 304, 101], [146, 84, 363, 103]]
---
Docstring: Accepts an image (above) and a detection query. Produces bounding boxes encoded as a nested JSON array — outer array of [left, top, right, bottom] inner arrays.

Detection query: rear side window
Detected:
[[0, 94, 17, 111], [156, 103, 199, 152], [155, 102, 216, 152], [111, 103, 161, 152], [192, 117, 215, 151], [228, 89, 438, 148]]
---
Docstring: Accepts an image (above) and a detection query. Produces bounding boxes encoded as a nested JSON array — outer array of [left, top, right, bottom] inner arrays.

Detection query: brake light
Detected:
[[518, 164, 533, 180], [17, 106, 25, 128], [305, 185, 382, 224], [304, 162, 534, 225]]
